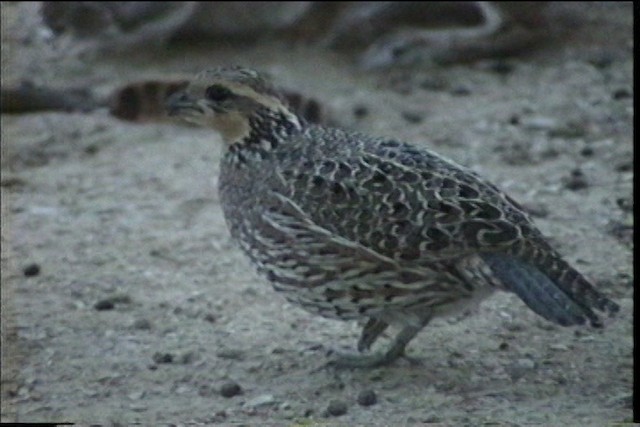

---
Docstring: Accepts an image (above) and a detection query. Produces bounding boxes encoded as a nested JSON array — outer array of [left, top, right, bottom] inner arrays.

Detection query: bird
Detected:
[[166, 66, 619, 368]]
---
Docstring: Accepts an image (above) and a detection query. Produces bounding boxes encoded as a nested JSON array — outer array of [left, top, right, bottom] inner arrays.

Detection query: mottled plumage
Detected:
[[167, 66, 618, 368]]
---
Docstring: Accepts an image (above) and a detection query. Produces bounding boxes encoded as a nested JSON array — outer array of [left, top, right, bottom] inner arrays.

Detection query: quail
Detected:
[[166, 66, 619, 368]]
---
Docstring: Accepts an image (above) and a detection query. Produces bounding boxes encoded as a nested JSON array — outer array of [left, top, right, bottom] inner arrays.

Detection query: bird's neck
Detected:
[[229, 107, 305, 157]]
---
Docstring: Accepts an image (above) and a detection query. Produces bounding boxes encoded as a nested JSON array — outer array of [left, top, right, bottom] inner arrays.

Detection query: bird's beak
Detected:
[[165, 90, 198, 117]]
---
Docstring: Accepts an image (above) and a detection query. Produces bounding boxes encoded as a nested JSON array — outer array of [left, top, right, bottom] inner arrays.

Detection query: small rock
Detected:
[[220, 381, 242, 398], [353, 105, 369, 119], [203, 313, 217, 323], [616, 197, 633, 212], [499, 342, 509, 351], [613, 88, 631, 100], [216, 348, 244, 360], [94, 294, 132, 310], [131, 318, 152, 330], [521, 116, 557, 131], [324, 399, 348, 417], [580, 147, 594, 157], [245, 394, 277, 408], [423, 413, 442, 423], [549, 343, 569, 351], [401, 111, 423, 124], [508, 114, 521, 125], [152, 352, 173, 364], [0, 176, 27, 188], [129, 403, 147, 412], [94, 299, 115, 311], [211, 410, 227, 422], [616, 161, 632, 172], [563, 169, 589, 191], [23, 263, 41, 277], [84, 144, 100, 155], [128, 390, 145, 400], [357, 389, 377, 406], [279, 401, 292, 410]]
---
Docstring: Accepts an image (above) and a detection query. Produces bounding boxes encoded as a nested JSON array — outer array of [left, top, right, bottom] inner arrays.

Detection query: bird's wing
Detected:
[[269, 137, 537, 264], [257, 189, 474, 310]]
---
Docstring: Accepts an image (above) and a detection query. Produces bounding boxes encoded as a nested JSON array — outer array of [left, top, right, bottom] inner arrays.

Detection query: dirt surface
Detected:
[[1, 2, 633, 425]]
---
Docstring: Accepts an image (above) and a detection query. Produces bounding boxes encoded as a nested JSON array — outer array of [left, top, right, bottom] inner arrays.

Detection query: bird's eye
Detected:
[[205, 85, 233, 102]]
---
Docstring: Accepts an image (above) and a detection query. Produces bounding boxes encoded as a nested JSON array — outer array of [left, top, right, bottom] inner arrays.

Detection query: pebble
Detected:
[[563, 169, 589, 191], [219, 381, 242, 398], [152, 352, 173, 364], [521, 116, 558, 131], [612, 88, 631, 100], [580, 147, 594, 157], [23, 263, 41, 277], [324, 399, 348, 417], [94, 299, 115, 311], [353, 105, 369, 119], [616, 160, 632, 172], [549, 343, 569, 351], [616, 197, 633, 212], [244, 394, 277, 408], [401, 111, 423, 124], [0, 175, 27, 188], [216, 348, 244, 360], [94, 294, 132, 310], [128, 390, 145, 400], [357, 389, 377, 406], [131, 318, 152, 330]]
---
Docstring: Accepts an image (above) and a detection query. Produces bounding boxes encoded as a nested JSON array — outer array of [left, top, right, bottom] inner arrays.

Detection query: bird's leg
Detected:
[[357, 317, 389, 352], [329, 314, 432, 369]]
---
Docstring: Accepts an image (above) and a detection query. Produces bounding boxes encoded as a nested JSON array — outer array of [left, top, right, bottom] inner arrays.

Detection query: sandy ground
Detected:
[[1, 2, 633, 425]]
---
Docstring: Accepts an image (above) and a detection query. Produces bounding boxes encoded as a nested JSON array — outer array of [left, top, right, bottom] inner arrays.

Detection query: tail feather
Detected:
[[480, 253, 618, 327]]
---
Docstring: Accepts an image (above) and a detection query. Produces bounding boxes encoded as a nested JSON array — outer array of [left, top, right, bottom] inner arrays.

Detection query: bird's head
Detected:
[[166, 66, 303, 146]]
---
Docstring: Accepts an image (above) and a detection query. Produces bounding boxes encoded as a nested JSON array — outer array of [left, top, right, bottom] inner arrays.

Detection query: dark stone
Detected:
[[94, 299, 115, 311], [152, 352, 174, 364], [219, 381, 242, 398], [23, 263, 41, 277], [357, 389, 378, 406], [325, 399, 348, 417], [353, 105, 369, 119]]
